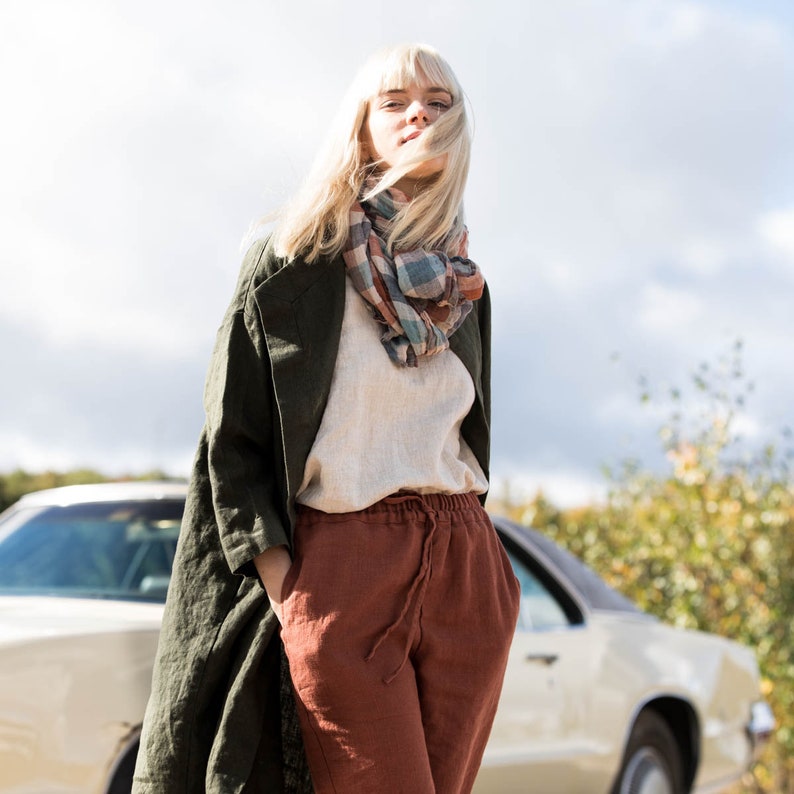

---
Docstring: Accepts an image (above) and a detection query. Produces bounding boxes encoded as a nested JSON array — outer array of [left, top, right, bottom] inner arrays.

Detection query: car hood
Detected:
[[590, 608, 756, 661], [0, 596, 164, 646], [589, 608, 761, 705]]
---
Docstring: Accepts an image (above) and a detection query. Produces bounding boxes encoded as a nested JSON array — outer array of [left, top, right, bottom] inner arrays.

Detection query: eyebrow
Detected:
[[382, 87, 452, 96]]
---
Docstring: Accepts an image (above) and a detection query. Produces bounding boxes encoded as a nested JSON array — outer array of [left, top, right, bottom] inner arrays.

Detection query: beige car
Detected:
[[0, 483, 774, 794]]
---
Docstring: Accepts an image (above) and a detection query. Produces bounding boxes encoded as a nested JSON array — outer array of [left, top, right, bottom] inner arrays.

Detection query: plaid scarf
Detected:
[[342, 187, 484, 367]]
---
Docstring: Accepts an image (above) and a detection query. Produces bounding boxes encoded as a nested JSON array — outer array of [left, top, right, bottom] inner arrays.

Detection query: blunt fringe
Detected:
[[272, 44, 471, 263]]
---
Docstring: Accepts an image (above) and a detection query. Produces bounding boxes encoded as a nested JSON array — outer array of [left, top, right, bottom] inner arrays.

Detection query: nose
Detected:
[[406, 100, 431, 125]]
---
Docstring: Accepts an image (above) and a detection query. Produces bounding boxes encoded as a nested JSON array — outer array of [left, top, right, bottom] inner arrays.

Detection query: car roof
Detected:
[[15, 481, 189, 507], [13, 483, 641, 616], [492, 515, 643, 616]]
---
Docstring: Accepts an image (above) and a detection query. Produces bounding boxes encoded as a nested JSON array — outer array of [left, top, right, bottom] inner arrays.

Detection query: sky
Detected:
[[1, 0, 792, 507]]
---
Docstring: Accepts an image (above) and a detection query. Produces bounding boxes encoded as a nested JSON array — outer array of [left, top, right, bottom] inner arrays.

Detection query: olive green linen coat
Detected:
[[132, 235, 492, 793]]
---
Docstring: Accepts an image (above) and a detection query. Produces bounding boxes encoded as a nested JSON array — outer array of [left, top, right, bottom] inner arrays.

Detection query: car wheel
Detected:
[[613, 711, 685, 794], [105, 739, 138, 794]]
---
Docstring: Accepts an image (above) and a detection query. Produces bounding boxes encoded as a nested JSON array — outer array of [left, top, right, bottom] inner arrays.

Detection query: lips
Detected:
[[401, 131, 422, 145]]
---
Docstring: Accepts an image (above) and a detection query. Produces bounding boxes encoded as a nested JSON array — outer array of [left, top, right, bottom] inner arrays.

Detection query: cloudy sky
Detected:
[[1, 0, 792, 506]]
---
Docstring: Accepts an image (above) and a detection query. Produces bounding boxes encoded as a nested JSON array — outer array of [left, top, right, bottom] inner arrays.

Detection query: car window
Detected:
[[508, 522, 641, 615], [0, 500, 183, 602], [504, 546, 572, 631]]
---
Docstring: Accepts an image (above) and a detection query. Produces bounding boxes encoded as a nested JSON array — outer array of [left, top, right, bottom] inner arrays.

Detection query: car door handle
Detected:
[[525, 653, 559, 666]]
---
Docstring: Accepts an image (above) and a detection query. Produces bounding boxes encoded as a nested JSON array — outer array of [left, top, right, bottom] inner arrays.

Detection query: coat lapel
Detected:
[[449, 310, 482, 399], [253, 253, 346, 514], [449, 304, 489, 492]]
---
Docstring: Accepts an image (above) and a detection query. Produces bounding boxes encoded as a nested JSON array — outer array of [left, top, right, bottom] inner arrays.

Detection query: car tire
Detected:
[[105, 739, 138, 794], [612, 710, 685, 794]]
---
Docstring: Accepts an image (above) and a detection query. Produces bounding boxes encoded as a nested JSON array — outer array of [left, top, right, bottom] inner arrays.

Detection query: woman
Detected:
[[133, 43, 519, 794]]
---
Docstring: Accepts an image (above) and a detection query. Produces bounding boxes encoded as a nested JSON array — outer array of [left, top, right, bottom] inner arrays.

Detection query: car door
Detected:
[[474, 537, 606, 794]]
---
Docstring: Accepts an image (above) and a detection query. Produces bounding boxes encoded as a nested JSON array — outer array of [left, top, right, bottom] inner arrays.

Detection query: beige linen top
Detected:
[[295, 276, 488, 513]]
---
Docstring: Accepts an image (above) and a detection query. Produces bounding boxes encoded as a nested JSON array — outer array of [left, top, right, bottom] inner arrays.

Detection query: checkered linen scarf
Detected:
[[342, 187, 484, 367]]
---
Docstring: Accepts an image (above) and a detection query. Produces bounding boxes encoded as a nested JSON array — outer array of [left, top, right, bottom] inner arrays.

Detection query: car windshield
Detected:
[[0, 499, 183, 602]]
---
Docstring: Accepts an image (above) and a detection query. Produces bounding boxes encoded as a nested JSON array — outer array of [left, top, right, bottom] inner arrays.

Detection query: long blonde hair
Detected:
[[273, 44, 471, 263]]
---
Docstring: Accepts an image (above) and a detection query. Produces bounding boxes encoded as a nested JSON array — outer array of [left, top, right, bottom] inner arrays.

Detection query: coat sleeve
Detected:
[[203, 241, 290, 578]]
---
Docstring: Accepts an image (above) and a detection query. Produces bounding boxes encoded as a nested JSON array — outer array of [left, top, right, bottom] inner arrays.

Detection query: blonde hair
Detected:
[[272, 44, 471, 263]]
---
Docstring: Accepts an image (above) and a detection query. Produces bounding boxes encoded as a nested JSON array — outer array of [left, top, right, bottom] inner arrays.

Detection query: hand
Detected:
[[252, 545, 293, 625]]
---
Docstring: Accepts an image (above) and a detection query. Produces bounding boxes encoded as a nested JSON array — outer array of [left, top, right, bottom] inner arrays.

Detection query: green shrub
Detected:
[[499, 342, 794, 792]]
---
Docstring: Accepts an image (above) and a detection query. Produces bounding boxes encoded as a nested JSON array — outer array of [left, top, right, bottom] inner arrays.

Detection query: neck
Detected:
[[392, 175, 422, 197], [366, 170, 435, 200]]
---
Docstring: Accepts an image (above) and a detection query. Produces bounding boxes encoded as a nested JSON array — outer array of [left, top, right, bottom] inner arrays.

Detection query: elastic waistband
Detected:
[[297, 490, 482, 521], [382, 491, 482, 511]]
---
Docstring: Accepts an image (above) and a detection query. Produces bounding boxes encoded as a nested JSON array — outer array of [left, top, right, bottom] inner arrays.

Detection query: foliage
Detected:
[[498, 341, 794, 792]]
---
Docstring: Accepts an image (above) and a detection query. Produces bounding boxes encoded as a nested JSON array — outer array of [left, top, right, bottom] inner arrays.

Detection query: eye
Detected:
[[379, 99, 404, 110], [429, 100, 451, 111]]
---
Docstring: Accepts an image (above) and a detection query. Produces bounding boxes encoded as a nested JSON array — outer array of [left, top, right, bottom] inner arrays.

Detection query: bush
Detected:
[[500, 342, 794, 792]]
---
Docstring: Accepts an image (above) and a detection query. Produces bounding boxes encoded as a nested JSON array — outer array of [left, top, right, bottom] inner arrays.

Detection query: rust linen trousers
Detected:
[[279, 492, 521, 794]]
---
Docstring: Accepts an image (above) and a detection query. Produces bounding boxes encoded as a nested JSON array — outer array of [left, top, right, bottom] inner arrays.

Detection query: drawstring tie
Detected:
[[364, 494, 438, 684]]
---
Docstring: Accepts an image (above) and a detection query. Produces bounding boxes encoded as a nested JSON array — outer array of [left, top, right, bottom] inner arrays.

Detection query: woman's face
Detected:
[[363, 78, 452, 195]]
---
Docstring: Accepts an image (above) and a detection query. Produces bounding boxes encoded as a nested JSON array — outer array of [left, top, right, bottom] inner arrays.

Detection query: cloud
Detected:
[[758, 206, 794, 264], [0, 317, 206, 474], [636, 283, 705, 337], [1, 0, 793, 508]]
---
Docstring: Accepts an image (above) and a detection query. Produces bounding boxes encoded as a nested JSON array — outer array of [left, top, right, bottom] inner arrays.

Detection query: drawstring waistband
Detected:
[[364, 492, 479, 684]]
